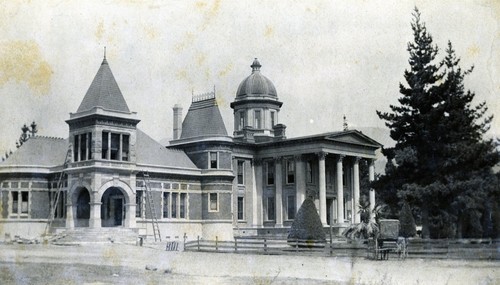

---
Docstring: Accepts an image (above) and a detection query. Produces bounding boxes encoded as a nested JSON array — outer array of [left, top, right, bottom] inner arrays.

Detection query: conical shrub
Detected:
[[399, 201, 416, 238], [287, 198, 326, 247]]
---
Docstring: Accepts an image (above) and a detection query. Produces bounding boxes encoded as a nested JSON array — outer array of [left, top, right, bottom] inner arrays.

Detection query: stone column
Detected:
[[125, 203, 136, 228], [318, 152, 327, 225], [353, 157, 361, 223], [89, 202, 102, 228], [294, 155, 305, 212], [66, 202, 74, 229], [252, 159, 263, 227], [275, 157, 283, 227], [336, 155, 344, 223], [369, 159, 376, 221]]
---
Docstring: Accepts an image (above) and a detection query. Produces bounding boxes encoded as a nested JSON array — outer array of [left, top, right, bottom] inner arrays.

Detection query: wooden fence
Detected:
[[183, 236, 499, 260]]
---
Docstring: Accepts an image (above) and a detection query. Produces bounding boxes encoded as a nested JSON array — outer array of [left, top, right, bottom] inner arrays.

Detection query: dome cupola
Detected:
[[231, 58, 284, 143], [235, 58, 278, 99]]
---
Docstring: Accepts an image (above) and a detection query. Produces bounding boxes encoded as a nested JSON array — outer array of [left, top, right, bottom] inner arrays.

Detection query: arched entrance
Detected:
[[101, 187, 126, 227], [74, 187, 90, 227]]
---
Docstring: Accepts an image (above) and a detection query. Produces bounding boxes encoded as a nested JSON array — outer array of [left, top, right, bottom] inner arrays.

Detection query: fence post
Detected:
[[183, 233, 187, 250], [234, 237, 238, 252], [264, 238, 267, 253], [197, 235, 200, 251], [296, 239, 298, 253], [216, 236, 218, 251]]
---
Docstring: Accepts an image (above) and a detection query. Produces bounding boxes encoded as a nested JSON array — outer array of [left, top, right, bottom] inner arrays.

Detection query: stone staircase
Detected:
[[49, 227, 140, 245]]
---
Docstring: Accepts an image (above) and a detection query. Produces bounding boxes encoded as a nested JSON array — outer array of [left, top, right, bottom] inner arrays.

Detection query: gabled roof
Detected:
[[136, 129, 197, 169], [0, 136, 68, 167], [180, 95, 228, 139], [76, 58, 130, 113], [324, 130, 383, 147]]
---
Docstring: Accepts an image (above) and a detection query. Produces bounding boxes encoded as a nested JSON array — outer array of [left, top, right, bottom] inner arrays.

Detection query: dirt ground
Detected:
[[0, 243, 498, 284]]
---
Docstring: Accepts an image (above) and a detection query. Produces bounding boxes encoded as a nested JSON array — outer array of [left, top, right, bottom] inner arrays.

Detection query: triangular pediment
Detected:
[[325, 130, 382, 147]]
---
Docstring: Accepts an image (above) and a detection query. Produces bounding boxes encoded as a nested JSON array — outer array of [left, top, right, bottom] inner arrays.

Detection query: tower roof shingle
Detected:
[[76, 58, 130, 113], [180, 95, 228, 139]]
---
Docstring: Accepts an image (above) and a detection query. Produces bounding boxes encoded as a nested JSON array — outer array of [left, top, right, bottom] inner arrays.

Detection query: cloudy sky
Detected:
[[0, 0, 498, 156]]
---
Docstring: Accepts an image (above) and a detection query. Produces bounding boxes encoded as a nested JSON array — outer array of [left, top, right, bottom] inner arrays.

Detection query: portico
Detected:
[[238, 130, 381, 232]]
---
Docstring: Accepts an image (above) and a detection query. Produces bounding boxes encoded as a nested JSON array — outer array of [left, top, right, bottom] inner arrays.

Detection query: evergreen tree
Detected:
[[375, 8, 499, 238], [376, 8, 444, 237]]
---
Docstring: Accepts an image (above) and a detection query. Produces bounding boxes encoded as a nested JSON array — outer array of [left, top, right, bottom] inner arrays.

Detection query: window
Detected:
[[238, 111, 246, 131], [171, 193, 178, 218], [12, 191, 18, 214], [102, 132, 109, 159], [80, 133, 87, 161], [87, 133, 92, 160], [306, 161, 313, 183], [237, 197, 244, 220], [270, 111, 276, 127], [180, 193, 187, 218], [209, 152, 218, 169], [286, 159, 295, 184], [254, 110, 261, 128], [53, 191, 66, 218], [102, 131, 130, 161], [73, 133, 92, 162], [267, 197, 275, 221], [11, 191, 29, 216], [237, 160, 244, 184], [135, 190, 143, 218], [287, 195, 296, 220], [122, 135, 129, 161], [163, 192, 169, 218], [110, 133, 120, 160], [209, 193, 218, 212], [73, 135, 79, 161], [266, 161, 275, 185]]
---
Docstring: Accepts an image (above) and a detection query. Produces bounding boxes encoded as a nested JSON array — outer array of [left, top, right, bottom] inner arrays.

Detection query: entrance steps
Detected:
[[48, 227, 140, 245]]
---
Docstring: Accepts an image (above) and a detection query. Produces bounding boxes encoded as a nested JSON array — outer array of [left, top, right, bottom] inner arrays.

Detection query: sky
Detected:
[[0, 0, 499, 157]]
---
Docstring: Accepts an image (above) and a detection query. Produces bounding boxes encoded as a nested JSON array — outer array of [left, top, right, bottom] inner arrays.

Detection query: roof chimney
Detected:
[[173, 104, 183, 140]]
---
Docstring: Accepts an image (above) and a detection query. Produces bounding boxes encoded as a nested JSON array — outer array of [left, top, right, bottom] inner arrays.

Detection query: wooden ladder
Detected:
[[143, 171, 161, 242], [44, 145, 72, 236]]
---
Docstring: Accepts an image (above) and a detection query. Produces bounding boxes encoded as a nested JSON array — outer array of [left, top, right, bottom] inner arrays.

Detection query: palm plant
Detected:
[[342, 196, 380, 239]]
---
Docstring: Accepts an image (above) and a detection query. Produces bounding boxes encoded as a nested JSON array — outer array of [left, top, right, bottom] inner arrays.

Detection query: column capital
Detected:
[[368, 158, 376, 166], [252, 158, 262, 166], [316, 151, 327, 160], [273, 156, 283, 163], [293, 154, 303, 162], [353, 156, 361, 164], [337, 155, 345, 163]]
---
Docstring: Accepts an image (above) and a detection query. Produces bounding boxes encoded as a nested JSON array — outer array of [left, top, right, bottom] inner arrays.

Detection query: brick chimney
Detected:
[[173, 104, 183, 140]]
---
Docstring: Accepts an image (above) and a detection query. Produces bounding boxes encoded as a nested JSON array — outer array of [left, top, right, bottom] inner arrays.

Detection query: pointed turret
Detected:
[[76, 55, 130, 114]]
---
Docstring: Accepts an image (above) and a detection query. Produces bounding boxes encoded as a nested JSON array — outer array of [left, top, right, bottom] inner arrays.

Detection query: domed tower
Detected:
[[230, 59, 284, 142]]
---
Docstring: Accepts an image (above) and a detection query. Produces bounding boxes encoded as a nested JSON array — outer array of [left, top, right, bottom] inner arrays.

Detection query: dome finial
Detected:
[[251, 58, 261, 73]]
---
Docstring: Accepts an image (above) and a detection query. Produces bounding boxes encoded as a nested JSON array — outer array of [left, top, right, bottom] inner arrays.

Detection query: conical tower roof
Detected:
[[76, 57, 130, 113]]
